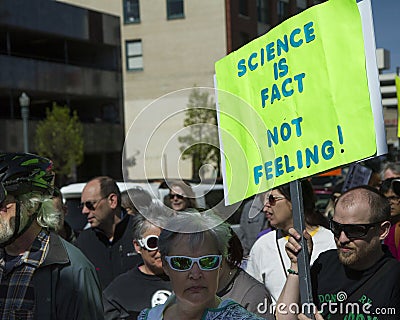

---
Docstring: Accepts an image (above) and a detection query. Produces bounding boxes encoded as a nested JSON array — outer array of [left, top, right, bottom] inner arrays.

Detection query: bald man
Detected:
[[277, 186, 400, 320]]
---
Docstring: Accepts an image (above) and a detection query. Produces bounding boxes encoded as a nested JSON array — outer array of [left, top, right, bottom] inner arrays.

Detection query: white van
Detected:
[[60, 181, 161, 232], [60, 181, 242, 233]]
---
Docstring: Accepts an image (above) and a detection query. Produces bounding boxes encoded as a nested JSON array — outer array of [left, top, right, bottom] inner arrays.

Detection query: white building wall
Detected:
[[58, 0, 227, 180]]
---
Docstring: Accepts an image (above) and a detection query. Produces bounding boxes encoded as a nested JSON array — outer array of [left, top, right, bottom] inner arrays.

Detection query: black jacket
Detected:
[[75, 213, 142, 288], [33, 231, 104, 320]]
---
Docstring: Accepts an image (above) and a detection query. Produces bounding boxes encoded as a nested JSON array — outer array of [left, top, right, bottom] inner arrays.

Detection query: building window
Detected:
[[123, 0, 140, 24], [239, 0, 249, 16], [257, 0, 269, 24], [126, 40, 143, 71], [167, 0, 184, 20], [239, 32, 250, 47], [296, 0, 307, 13], [277, 0, 289, 22]]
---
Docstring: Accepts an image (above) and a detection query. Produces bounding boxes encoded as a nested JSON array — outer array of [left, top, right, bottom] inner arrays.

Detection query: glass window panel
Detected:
[[124, 0, 140, 24], [126, 40, 143, 70], [239, 0, 249, 16], [257, 0, 269, 24], [277, 0, 289, 22], [127, 41, 142, 56], [128, 57, 143, 70], [167, 0, 184, 19]]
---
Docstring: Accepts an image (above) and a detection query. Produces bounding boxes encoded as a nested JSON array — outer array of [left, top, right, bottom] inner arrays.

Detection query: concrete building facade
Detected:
[[0, 0, 125, 181], [376, 48, 399, 150], [380, 73, 398, 148], [58, 0, 322, 180]]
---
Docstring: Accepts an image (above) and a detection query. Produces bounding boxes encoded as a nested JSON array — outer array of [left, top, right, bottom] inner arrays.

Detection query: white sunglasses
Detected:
[[164, 255, 222, 271], [137, 235, 159, 251]]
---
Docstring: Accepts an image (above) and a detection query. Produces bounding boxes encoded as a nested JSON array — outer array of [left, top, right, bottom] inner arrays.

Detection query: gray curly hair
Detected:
[[18, 192, 62, 231]]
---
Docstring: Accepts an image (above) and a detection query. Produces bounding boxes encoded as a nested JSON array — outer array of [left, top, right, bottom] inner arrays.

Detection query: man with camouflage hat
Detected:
[[0, 153, 104, 320]]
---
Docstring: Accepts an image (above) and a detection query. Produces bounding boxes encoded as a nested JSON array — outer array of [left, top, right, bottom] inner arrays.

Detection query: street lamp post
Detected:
[[19, 92, 30, 153]]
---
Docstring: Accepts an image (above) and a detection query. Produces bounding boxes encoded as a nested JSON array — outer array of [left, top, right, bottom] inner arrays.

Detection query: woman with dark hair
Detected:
[[167, 180, 198, 212], [246, 179, 336, 304], [380, 178, 400, 260], [217, 230, 274, 319]]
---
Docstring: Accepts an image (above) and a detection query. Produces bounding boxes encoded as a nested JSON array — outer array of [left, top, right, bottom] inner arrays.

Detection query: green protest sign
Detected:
[[215, 0, 378, 205]]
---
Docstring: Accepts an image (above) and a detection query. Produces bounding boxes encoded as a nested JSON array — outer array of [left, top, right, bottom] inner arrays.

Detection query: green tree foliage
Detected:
[[178, 88, 220, 180], [34, 103, 84, 185]]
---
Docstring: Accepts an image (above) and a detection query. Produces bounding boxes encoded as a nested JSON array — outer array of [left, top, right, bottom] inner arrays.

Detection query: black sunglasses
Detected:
[[329, 219, 382, 239], [79, 196, 107, 211], [264, 194, 285, 206], [169, 193, 184, 200]]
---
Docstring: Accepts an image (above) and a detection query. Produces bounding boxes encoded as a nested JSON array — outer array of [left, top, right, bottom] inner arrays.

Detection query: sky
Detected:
[[371, 0, 400, 73]]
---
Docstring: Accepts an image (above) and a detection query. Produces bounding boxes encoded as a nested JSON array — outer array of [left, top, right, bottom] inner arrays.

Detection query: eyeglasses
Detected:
[[169, 193, 184, 200], [329, 219, 382, 239], [137, 235, 159, 251], [264, 194, 286, 206], [164, 255, 222, 272], [79, 197, 107, 211]]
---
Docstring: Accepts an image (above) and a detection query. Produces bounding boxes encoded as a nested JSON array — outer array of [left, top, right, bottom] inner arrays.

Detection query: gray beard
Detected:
[[0, 209, 31, 245], [0, 217, 15, 244]]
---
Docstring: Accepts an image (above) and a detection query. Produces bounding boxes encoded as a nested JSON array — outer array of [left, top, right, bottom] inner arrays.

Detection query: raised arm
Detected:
[[275, 228, 313, 320]]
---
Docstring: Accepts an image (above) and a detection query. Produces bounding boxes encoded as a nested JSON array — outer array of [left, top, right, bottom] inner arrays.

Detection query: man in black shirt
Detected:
[[276, 185, 400, 320], [76, 176, 141, 288]]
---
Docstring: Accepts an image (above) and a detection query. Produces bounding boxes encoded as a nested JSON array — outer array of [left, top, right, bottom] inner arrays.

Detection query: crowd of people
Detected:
[[0, 152, 400, 319]]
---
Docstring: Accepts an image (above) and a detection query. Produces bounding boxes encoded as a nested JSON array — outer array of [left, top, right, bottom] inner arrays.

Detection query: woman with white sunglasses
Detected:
[[138, 211, 264, 320], [103, 204, 172, 319]]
